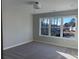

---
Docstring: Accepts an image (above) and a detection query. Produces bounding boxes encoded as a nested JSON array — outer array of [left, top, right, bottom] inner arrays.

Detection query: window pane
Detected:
[[41, 18, 49, 35], [51, 17, 61, 37], [63, 17, 76, 38], [51, 27, 60, 37], [41, 28, 49, 35], [51, 17, 61, 28]]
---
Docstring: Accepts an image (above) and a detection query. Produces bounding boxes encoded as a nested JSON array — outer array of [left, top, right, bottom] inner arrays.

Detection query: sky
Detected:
[[63, 17, 74, 24]]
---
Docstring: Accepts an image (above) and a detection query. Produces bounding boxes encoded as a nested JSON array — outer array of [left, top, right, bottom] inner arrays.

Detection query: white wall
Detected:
[[32, 0, 78, 14], [2, 0, 33, 50]]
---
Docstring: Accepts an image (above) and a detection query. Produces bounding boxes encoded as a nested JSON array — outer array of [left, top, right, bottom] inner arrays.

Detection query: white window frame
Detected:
[[39, 15, 78, 40]]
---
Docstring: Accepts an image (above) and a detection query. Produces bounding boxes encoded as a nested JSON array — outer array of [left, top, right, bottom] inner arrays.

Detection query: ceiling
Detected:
[[2, 0, 78, 14]]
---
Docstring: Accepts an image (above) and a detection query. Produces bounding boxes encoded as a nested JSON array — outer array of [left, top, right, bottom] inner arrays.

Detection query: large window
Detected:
[[39, 16, 77, 39]]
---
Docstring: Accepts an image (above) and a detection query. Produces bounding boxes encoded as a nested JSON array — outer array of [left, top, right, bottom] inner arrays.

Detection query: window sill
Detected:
[[39, 35, 77, 41]]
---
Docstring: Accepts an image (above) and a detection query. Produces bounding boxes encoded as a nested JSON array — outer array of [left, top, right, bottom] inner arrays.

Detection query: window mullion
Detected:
[[75, 16, 78, 40], [39, 18, 41, 36], [49, 17, 51, 36], [60, 17, 63, 37]]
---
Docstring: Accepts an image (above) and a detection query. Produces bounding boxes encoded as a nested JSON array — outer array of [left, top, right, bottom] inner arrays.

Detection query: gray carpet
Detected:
[[3, 41, 78, 59]]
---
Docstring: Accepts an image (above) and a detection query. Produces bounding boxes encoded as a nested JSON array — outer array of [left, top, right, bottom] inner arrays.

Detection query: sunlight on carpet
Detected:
[[56, 51, 77, 59]]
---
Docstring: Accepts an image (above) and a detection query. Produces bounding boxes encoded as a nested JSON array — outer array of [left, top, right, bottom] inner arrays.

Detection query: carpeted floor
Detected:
[[3, 41, 78, 59]]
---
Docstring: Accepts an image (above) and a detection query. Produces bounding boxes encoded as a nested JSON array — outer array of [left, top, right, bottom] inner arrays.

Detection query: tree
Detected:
[[64, 18, 75, 31], [64, 23, 70, 27], [69, 18, 75, 30], [69, 18, 75, 27]]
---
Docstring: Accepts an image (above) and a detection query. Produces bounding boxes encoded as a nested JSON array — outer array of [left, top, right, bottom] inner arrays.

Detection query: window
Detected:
[[51, 17, 61, 37], [40, 18, 49, 35], [39, 15, 77, 39], [63, 17, 77, 38]]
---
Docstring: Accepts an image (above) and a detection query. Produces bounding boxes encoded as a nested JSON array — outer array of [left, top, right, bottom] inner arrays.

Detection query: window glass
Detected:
[[41, 18, 49, 35], [63, 17, 76, 38], [51, 17, 61, 27], [51, 17, 61, 37]]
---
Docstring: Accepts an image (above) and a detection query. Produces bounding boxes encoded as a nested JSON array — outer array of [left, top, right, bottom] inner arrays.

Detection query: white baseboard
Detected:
[[3, 40, 33, 50], [34, 40, 78, 49]]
